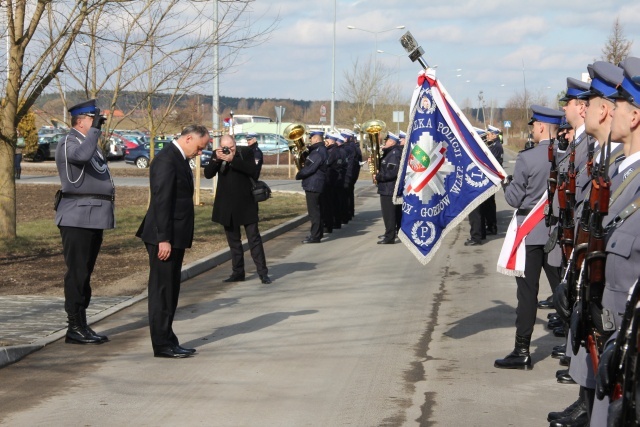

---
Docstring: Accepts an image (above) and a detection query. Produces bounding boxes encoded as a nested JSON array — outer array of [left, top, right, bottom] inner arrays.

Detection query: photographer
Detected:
[[55, 99, 113, 345], [204, 135, 271, 284]]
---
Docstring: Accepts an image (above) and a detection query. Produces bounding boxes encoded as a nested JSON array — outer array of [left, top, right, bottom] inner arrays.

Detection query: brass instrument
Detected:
[[283, 123, 308, 171], [362, 119, 386, 181]]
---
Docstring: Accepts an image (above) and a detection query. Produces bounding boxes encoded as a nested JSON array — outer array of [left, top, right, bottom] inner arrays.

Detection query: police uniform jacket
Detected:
[[136, 143, 195, 249], [325, 144, 344, 188], [251, 144, 264, 180], [296, 142, 328, 193], [504, 140, 552, 245], [488, 141, 504, 166], [55, 127, 115, 230], [205, 146, 259, 226], [602, 184, 640, 329], [376, 144, 402, 197], [342, 141, 357, 188]]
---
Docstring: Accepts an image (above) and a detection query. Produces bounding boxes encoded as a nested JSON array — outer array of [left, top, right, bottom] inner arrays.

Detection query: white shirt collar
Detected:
[[618, 150, 640, 173], [172, 140, 186, 160], [574, 124, 585, 140]]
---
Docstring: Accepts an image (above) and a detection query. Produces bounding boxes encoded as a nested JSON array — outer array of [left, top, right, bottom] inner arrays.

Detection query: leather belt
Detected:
[[62, 192, 115, 202], [516, 208, 532, 216]]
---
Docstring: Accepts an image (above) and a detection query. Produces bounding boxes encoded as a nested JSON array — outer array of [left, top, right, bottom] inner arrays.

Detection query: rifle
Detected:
[[559, 138, 576, 263], [583, 134, 613, 371], [570, 136, 608, 356], [546, 135, 558, 227]]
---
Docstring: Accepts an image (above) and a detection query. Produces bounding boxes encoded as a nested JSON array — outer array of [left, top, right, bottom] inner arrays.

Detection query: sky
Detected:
[[215, 0, 640, 114]]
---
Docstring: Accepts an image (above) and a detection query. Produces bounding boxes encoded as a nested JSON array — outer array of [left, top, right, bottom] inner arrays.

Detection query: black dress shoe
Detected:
[[464, 239, 481, 246], [551, 347, 566, 358], [377, 239, 395, 244], [302, 238, 321, 244], [556, 368, 569, 378], [223, 274, 245, 283], [538, 296, 555, 309], [378, 234, 385, 239], [154, 346, 191, 358], [553, 344, 566, 352], [547, 318, 564, 329], [260, 275, 272, 284], [548, 398, 584, 422], [557, 372, 576, 384], [559, 355, 570, 366], [176, 345, 196, 355], [554, 327, 567, 337], [487, 226, 498, 235]]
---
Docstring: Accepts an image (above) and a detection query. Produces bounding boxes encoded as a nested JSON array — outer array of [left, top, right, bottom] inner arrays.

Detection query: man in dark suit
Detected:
[[137, 124, 210, 358], [55, 99, 112, 345], [205, 134, 271, 284]]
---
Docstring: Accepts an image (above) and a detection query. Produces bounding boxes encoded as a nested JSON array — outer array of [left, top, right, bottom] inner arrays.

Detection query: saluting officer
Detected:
[[296, 130, 328, 243], [55, 99, 113, 345], [495, 105, 563, 370], [375, 132, 403, 245]]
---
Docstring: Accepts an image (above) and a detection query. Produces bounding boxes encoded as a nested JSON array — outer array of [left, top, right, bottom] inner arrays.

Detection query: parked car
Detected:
[[109, 133, 140, 156], [125, 141, 212, 169], [33, 135, 64, 161], [234, 132, 289, 154]]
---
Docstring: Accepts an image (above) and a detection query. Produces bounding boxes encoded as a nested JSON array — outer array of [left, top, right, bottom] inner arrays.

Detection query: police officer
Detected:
[[296, 130, 328, 243], [341, 130, 361, 222], [495, 105, 563, 370], [323, 132, 344, 234], [396, 131, 407, 234], [55, 99, 113, 345], [483, 130, 504, 236], [375, 132, 402, 244], [246, 132, 263, 179]]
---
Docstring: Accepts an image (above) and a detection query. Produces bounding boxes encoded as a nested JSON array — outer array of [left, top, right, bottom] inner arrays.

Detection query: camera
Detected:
[[221, 146, 230, 155]]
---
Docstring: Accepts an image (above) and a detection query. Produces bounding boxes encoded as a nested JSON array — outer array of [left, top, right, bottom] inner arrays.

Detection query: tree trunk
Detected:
[[0, 139, 17, 239]]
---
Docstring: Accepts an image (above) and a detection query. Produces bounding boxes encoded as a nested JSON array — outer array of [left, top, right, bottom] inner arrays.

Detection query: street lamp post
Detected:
[[347, 25, 405, 114]]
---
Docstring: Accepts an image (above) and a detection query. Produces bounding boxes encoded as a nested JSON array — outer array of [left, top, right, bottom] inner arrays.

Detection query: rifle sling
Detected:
[[609, 168, 640, 207], [607, 196, 640, 230]]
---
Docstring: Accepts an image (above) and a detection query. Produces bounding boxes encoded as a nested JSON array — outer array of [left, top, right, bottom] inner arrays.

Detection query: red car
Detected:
[[109, 134, 139, 156]]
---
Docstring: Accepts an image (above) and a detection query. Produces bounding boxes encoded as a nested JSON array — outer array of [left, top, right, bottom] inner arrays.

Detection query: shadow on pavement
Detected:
[[183, 309, 319, 349]]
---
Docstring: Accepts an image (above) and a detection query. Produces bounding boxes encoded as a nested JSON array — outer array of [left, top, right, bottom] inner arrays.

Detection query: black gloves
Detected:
[[91, 108, 107, 130]]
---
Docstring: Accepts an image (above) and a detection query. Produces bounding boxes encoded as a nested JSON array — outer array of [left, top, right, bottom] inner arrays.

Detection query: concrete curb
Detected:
[[0, 212, 309, 369]]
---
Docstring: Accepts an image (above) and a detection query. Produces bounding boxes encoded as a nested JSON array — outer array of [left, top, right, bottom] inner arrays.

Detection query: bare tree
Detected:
[[0, 0, 111, 239], [338, 56, 394, 129], [602, 17, 633, 64]]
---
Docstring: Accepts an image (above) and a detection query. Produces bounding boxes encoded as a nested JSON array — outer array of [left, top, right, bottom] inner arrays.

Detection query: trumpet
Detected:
[[362, 119, 386, 181], [283, 123, 308, 171]]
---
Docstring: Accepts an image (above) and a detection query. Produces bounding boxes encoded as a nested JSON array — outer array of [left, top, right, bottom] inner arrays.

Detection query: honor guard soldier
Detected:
[[296, 130, 328, 243], [540, 78, 592, 310], [246, 132, 264, 179], [548, 61, 624, 427], [375, 132, 402, 244], [495, 105, 563, 370], [579, 57, 640, 427], [55, 99, 113, 345]]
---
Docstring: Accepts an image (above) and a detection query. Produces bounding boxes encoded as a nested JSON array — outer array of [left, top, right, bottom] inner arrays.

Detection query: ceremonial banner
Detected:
[[393, 69, 506, 265]]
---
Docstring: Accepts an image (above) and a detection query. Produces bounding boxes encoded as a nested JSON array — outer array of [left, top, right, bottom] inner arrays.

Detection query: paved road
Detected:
[[0, 154, 577, 425]]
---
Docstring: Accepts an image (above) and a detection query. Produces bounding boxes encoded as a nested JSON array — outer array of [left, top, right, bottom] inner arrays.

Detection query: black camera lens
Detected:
[[222, 147, 230, 155]]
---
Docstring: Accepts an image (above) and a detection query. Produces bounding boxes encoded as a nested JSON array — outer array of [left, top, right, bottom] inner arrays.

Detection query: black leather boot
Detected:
[[65, 312, 103, 344], [550, 387, 589, 426], [547, 396, 583, 421], [81, 309, 109, 342], [494, 334, 532, 370]]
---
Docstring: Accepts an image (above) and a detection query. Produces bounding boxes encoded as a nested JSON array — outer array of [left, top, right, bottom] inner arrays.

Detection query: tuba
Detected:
[[362, 119, 386, 181], [283, 123, 309, 171]]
